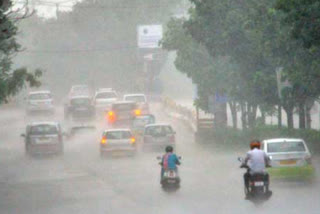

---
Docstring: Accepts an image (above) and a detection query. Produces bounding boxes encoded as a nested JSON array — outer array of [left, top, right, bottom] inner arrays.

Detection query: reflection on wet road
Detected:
[[0, 104, 319, 214]]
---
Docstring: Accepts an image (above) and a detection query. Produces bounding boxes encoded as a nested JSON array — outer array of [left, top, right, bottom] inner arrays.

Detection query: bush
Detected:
[[197, 125, 320, 153]]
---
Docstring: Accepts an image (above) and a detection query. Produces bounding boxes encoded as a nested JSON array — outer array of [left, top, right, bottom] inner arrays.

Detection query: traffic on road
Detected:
[[0, 85, 318, 214]]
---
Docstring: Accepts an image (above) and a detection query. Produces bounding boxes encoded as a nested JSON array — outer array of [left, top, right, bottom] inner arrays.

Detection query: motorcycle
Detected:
[[238, 157, 272, 202], [157, 156, 181, 190]]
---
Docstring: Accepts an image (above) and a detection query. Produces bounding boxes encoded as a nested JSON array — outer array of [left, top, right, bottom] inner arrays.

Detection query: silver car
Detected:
[[21, 122, 64, 156], [143, 124, 176, 151], [100, 129, 136, 157], [262, 138, 312, 167], [26, 90, 54, 115], [123, 93, 149, 114], [94, 89, 118, 113]]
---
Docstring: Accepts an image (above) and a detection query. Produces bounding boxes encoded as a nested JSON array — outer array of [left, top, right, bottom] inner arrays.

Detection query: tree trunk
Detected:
[[261, 110, 266, 125], [247, 104, 258, 128], [298, 102, 306, 129], [241, 102, 247, 129], [278, 103, 282, 128], [252, 105, 258, 127], [286, 109, 294, 129], [214, 103, 227, 127], [229, 101, 238, 129], [306, 105, 312, 129]]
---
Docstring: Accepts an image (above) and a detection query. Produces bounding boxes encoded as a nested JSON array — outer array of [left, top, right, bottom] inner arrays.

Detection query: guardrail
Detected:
[[161, 96, 216, 134], [197, 118, 214, 131], [161, 96, 197, 132]]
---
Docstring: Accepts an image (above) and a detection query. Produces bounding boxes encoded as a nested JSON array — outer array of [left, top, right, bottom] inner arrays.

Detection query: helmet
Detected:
[[250, 140, 261, 149], [165, 145, 173, 153]]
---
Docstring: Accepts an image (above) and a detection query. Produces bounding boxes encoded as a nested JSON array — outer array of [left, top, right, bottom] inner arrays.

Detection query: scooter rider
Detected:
[[160, 145, 180, 183], [242, 140, 271, 196]]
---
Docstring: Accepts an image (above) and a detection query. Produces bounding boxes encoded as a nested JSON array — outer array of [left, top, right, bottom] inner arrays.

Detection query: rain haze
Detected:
[[1, 0, 320, 214]]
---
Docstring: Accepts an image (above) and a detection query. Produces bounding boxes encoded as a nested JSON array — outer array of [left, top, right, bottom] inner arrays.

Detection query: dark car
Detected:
[[107, 101, 140, 127], [132, 114, 156, 136], [21, 122, 64, 156], [64, 95, 96, 121]]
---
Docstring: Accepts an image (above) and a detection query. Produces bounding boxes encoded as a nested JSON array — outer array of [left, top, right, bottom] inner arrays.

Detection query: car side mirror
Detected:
[[156, 156, 162, 160], [238, 157, 243, 162], [20, 134, 26, 138], [178, 156, 182, 160]]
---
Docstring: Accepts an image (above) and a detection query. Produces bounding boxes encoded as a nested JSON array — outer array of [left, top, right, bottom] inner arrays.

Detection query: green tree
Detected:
[[0, 2, 41, 103], [163, 0, 320, 130], [276, 0, 320, 49]]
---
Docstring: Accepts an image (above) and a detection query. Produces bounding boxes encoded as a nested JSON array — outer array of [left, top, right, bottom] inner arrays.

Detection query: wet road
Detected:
[[0, 104, 319, 214]]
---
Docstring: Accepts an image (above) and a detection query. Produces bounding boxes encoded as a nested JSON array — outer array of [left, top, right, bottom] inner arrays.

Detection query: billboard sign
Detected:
[[137, 25, 163, 49]]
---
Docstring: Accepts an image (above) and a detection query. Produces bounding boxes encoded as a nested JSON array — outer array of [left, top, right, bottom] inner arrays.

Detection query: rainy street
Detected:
[[0, 104, 319, 214]]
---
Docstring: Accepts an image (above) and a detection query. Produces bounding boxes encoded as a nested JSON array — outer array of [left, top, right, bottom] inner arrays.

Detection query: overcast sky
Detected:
[[13, 0, 80, 18]]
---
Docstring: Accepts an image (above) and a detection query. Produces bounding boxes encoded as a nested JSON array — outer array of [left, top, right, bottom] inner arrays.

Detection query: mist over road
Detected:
[[0, 104, 319, 214]]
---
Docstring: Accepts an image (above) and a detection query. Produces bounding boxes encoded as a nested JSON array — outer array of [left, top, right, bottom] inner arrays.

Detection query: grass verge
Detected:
[[267, 165, 315, 179], [196, 125, 320, 154]]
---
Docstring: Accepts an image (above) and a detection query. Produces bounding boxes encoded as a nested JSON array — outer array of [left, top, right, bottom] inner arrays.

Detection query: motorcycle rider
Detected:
[[242, 140, 271, 198], [160, 145, 180, 184]]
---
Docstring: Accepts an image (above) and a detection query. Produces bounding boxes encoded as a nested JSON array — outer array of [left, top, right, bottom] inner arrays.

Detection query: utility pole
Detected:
[[56, 3, 59, 18]]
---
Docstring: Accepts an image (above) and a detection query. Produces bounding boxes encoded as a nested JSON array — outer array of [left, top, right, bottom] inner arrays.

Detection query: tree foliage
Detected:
[[0, 2, 41, 103], [276, 0, 320, 49], [162, 0, 320, 129]]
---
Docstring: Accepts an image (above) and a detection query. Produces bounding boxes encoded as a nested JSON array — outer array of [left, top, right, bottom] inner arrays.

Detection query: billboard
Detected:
[[137, 25, 163, 49]]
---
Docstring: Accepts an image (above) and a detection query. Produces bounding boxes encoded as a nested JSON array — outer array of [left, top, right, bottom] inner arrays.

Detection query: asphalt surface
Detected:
[[0, 103, 320, 214]]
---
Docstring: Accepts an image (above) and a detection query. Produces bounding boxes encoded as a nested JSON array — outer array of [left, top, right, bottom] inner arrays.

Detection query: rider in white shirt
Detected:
[[243, 140, 271, 197]]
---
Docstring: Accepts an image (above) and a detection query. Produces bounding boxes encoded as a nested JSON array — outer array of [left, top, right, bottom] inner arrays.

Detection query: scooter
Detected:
[[238, 157, 272, 202], [157, 156, 181, 190]]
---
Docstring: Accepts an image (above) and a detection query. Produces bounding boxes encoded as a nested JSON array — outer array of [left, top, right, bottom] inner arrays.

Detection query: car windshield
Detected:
[[70, 86, 90, 96], [29, 93, 52, 100], [106, 131, 131, 139], [112, 103, 135, 111], [71, 98, 91, 106], [125, 95, 146, 103], [267, 141, 306, 153], [30, 124, 58, 135], [145, 126, 173, 136], [96, 92, 117, 99]]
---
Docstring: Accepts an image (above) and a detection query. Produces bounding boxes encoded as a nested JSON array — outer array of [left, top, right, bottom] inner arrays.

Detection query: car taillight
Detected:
[[130, 137, 136, 144], [101, 136, 107, 144], [107, 111, 116, 122], [134, 109, 141, 116]]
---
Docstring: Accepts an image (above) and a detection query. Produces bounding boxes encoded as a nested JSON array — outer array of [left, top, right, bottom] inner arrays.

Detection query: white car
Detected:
[[123, 93, 149, 114], [262, 138, 312, 168], [26, 91, 54, 115], [94, 89, 118, 112], [100, 129, 136, 157], [69, 85, 90, 97]]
